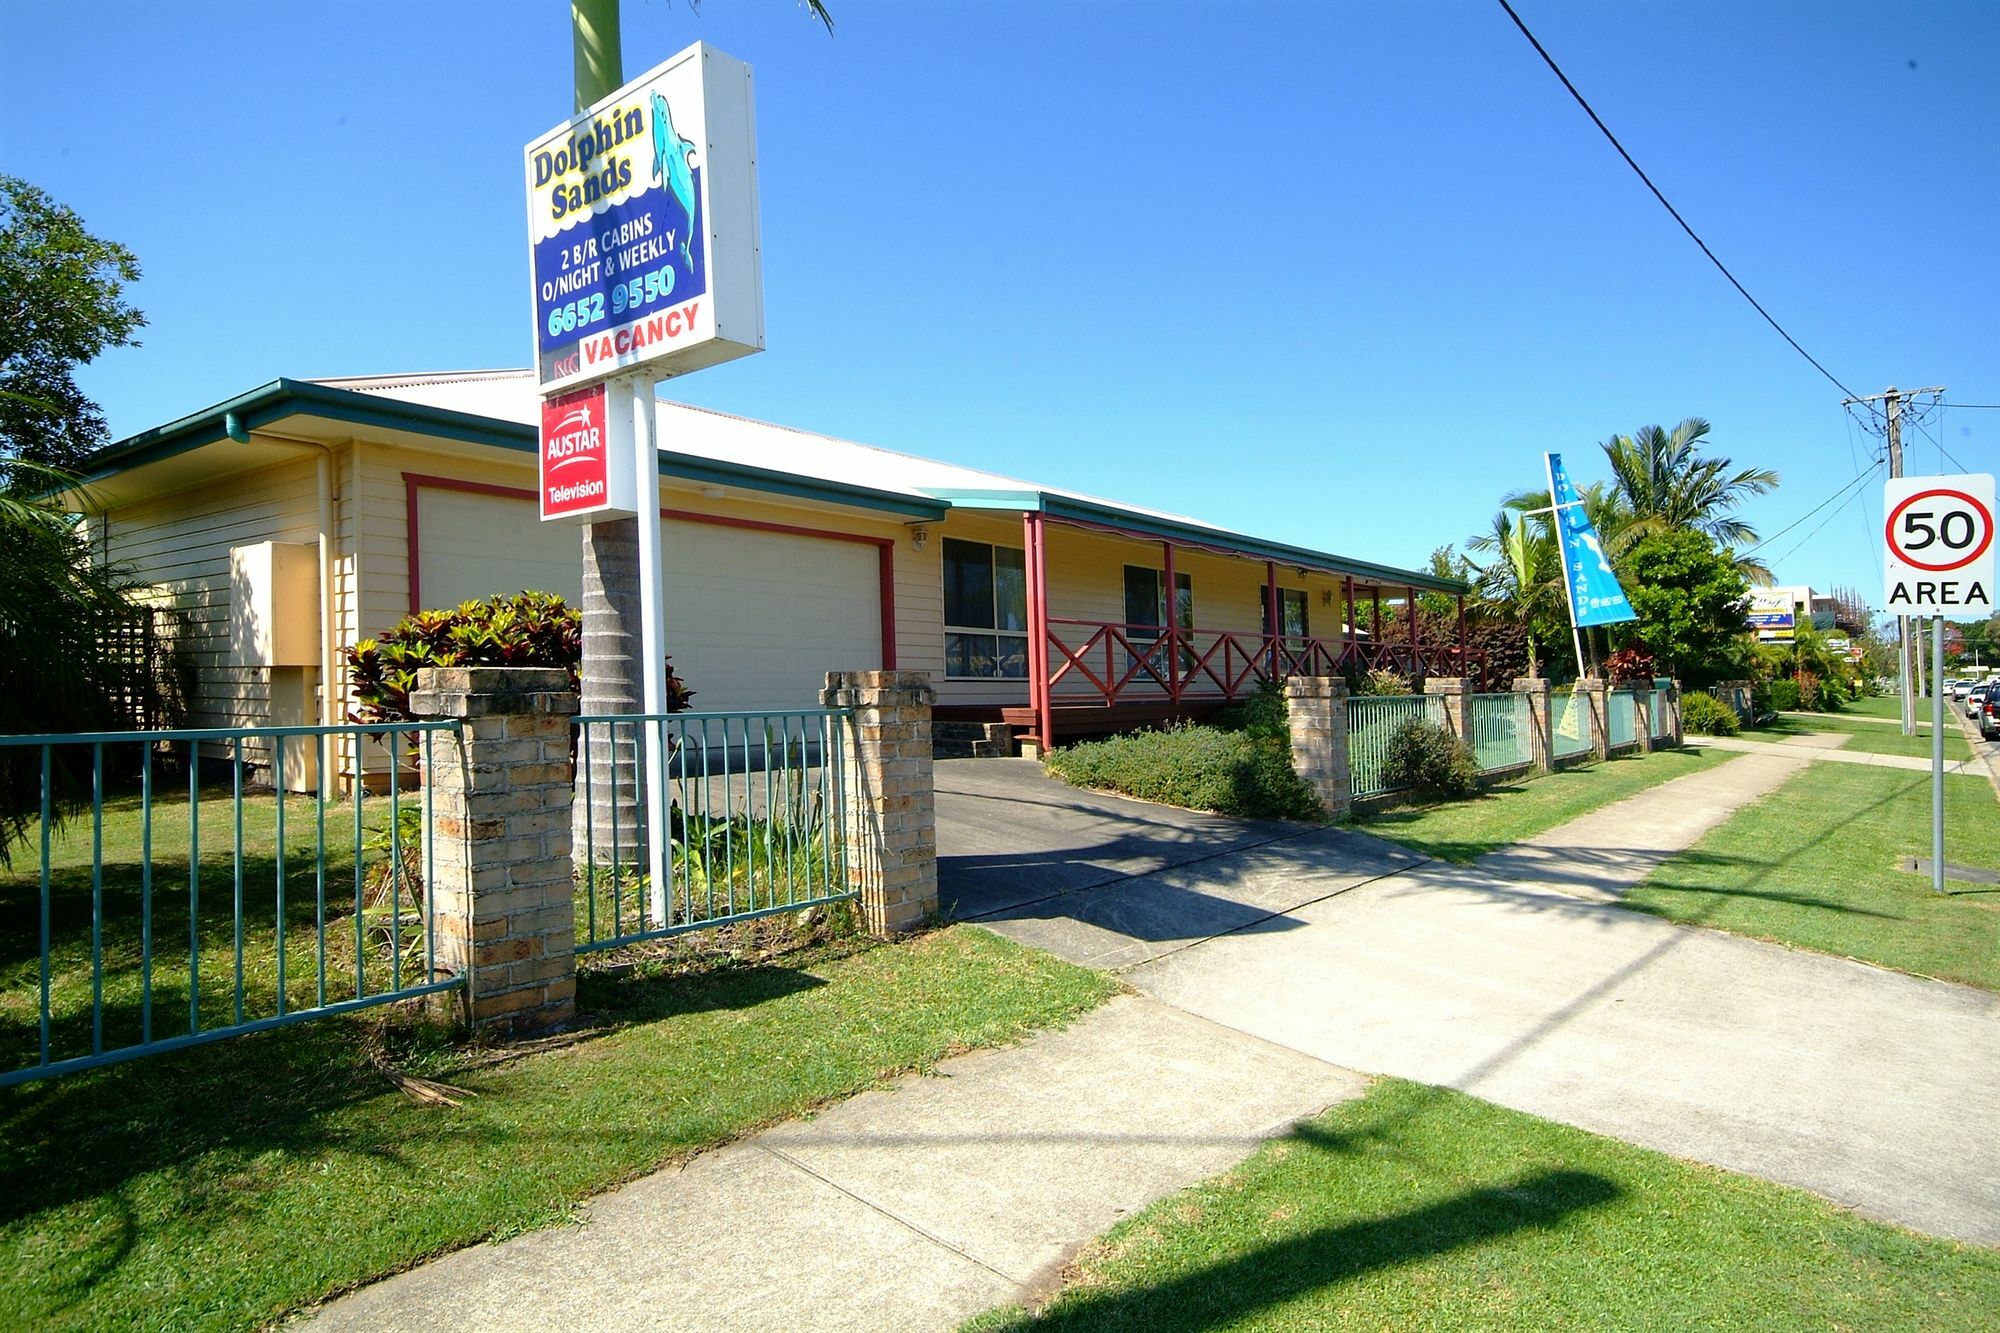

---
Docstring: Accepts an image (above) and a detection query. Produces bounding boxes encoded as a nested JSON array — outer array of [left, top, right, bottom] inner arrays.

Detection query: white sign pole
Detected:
[[1882, 473, 1994, 898], [626, 373, 671, 927], [1932, 615, 1945, 895]]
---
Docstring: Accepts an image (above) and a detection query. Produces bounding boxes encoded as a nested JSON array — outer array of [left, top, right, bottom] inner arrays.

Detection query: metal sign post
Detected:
[[1882, 473, 1995, 895], [526, 42, 764, 931]]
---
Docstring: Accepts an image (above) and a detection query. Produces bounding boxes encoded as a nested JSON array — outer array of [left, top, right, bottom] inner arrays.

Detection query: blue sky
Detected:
[[5, 0, 1994, 601]]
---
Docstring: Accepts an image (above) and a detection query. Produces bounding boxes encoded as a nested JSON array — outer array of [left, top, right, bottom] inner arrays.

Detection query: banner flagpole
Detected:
[[1545, 452, 1589, 683]]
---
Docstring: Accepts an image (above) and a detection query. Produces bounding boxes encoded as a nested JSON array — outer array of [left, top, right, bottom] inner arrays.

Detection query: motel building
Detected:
[[76, 370, 1469, 790]]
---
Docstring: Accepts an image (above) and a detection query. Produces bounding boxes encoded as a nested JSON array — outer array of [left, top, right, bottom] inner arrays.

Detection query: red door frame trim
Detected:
[[402, 471, 898, 668]]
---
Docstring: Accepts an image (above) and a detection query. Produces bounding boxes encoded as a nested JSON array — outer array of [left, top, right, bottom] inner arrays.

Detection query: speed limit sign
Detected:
[[1884, 473, 1995, 614]]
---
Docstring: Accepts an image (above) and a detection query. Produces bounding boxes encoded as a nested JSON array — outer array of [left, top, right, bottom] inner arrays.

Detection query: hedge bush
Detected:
[[1679, 690, 1740, 737], [1762, 678, 1802, 712], [1044, 724, 1322, 821], [1381, 718, 1477, 800]]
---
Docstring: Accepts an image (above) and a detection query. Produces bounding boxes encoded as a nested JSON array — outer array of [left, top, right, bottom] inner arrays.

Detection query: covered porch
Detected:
[[928, 494, 1475, 749]]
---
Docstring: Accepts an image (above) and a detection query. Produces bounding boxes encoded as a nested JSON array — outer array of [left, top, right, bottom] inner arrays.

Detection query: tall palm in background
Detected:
[[1466, 508, 1563, 677], [1602, 418, 1779, 584]]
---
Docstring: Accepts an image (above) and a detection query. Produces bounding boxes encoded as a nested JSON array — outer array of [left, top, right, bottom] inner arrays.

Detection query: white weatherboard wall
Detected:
[[414, 484, 882, 712]]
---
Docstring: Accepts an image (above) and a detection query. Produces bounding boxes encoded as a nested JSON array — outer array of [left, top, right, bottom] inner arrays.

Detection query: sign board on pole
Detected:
[[524, 41, 763, 397], [1883, 473, 1996, 616], [539, 382, 637, 522], [1745, 588, 1796, 640]]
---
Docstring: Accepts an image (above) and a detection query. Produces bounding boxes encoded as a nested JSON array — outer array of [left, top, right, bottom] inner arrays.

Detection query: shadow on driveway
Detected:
[[936, 759, 1420, 969]]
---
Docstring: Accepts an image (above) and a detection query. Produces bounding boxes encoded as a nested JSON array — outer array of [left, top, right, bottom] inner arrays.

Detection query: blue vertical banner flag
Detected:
[[1547, 453, 1638, 628]]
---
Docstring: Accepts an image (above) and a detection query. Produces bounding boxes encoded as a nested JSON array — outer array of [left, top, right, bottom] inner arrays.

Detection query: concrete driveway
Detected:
[[935, 758, 2000, 1246], [939, 759, 1422, 969]]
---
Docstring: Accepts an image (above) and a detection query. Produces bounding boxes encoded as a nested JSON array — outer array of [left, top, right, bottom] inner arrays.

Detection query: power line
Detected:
[[1494, 0, 1873, 411], [1762, 468, 1880, 570], [1740, 455, 1885, 558], [1939, 402, 2000, 410]]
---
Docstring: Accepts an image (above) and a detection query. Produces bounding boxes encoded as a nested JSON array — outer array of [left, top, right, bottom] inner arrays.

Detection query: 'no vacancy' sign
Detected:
[[1883, 473, 1995, 616]]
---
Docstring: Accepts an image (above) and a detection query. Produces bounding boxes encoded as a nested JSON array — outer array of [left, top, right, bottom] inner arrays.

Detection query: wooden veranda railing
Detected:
[[1041, 619, 1486, 708]]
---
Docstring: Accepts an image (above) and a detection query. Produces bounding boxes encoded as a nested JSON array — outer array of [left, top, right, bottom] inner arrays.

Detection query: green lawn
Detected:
[[969, 1078, 2000, 1331], [1628, 762, 2000, 991], [1359, 748, 1723, 864], [1753, 712, 1972, 760], [0, 926, 1116, 1330]]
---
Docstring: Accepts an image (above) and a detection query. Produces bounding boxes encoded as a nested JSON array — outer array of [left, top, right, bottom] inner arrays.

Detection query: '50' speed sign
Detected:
[[1884, 473, 1995, 615]]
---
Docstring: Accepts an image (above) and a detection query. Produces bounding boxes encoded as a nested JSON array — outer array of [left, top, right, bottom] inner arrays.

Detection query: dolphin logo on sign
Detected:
[[651, 91, 699, 269]]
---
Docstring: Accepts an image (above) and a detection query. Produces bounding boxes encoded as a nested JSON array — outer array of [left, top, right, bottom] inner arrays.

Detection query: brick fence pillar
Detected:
[[1513, 676, 1552, 770], [410, 666, 578, 1037], [1284, 676, 1351, 821], [1424, 676, 1473, 743], [1579, 676, 1611, 760], [822, 671, 938, 935], [1665, 681, 1684, 746], [1631, 686, 1655, 754]]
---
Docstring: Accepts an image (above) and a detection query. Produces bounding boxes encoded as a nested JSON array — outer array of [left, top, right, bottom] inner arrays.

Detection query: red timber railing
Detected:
[[1041, 619, 1485, 708]]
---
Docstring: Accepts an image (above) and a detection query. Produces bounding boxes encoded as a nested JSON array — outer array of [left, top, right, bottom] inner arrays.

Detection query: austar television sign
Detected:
[[524, 42, 764, 394]]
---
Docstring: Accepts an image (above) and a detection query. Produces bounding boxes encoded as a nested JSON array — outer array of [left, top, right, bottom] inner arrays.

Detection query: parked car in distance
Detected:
[[1982, 697, 2000, 742], [1949, 679, 1971, 700], [1968, 685, 1992, 719]]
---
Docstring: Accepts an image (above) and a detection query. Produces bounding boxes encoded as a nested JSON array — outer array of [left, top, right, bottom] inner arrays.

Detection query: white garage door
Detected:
[[415, 488, 881, 712], [416, 488, 583, 607]]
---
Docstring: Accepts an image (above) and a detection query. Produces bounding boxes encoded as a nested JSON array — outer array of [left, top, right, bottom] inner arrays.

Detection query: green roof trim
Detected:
[[80, 378, 538, 484], [1037, 494, 1466, 594], [82, 379, 948, 520], [920, 488, 1045, 510], [660, 452, 947, 520]]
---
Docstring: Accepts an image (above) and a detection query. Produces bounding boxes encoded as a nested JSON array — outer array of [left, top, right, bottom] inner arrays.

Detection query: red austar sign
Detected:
[[539, 383, 637, 521]]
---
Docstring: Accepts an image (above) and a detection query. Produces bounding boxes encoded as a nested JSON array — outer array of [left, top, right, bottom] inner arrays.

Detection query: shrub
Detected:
[[1044, 725, 1322, 821], [1604, 644, 1658, 684], [345, 590, 693, 724], [1680, 690, 1740, 737], [1381, 718, 1477, 800], [1763, 678, 1801, 712], [1355, 668, 1413, 697], [1219, 679, 1289, 742]]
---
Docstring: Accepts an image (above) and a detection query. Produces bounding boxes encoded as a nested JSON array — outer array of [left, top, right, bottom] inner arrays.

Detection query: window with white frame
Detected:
[[944, 538, 1028, 678]]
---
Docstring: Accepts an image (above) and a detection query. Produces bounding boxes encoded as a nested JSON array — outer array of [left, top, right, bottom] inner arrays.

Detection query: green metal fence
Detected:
[[1608, 689, 1640, 749], [1467, 693, 1535, 772], [573, 709, 855, 952], [0, 721, 463, 1089], [1651, 687, 1675, 740], [1346, 694, 1449, 797], [1552, 688, 1595, 760]]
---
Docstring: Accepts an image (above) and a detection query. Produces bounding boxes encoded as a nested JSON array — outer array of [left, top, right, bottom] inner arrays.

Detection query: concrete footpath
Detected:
[[1687, 732, 1983, 775], [312, 754, 2000, 1330]]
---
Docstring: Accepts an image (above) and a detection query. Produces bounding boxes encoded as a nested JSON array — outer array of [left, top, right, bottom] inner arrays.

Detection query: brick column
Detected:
[[1579, 676, 1611, 760], [1284, 676, 1350, 821], [575, 520, 642, 870], [1424, 676, 1473, 742], [410, 666, 578, 1037], [1631, 687, 1655, 754], [822, 671, 938, 935], [1665, 682, 1684, 746], [1513, 676, 1552, 770]]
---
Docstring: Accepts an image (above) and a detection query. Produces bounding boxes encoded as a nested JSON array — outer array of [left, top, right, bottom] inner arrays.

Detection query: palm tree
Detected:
[[1601, 419, 1779, 584], [1466, 509, 1563, 677]]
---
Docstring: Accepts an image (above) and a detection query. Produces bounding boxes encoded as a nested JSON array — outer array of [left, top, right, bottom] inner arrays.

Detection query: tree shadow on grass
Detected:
[[1008, 1163, 1619, 1330], [0, 954, 827, 1236]]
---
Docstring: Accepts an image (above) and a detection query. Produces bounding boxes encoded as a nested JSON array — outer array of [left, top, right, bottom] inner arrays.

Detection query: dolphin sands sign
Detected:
[[526, 42, 764, 521]]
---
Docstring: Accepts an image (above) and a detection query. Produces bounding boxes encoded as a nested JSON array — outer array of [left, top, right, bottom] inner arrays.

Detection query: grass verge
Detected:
[[0, 926, 1117, 1330], [968, 1078, 2000, 1331], [1359, 748, 1722, 864], [1628, 762, 2000, 990], [1753, 712, 1971, 760]]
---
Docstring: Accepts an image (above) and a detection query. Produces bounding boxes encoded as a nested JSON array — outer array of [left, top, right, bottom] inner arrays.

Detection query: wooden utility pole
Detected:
[[1845, 384, 1946, 735]]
